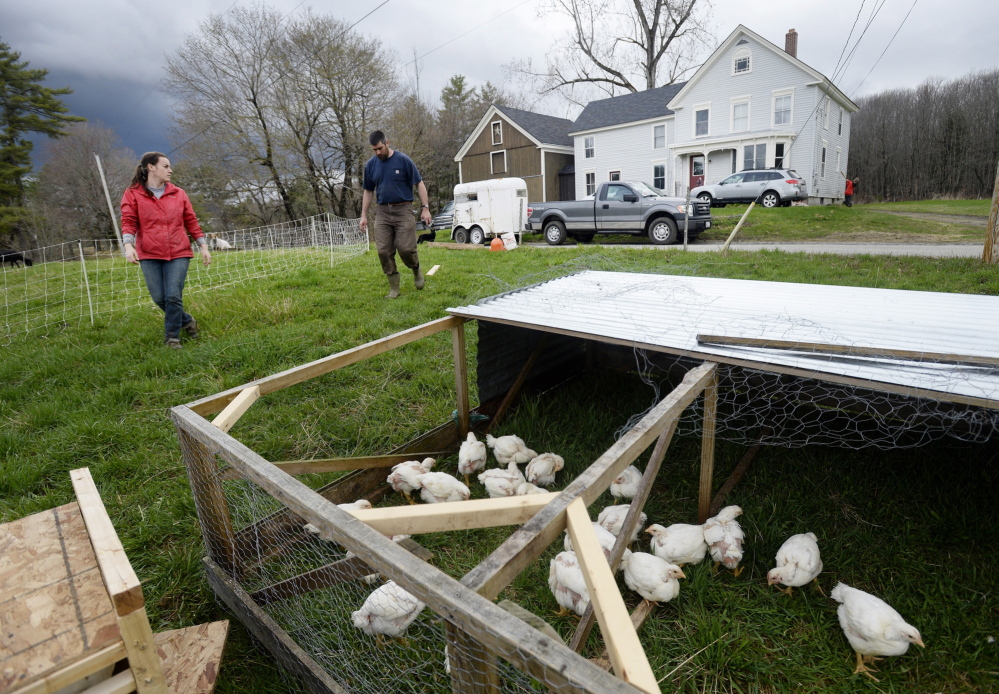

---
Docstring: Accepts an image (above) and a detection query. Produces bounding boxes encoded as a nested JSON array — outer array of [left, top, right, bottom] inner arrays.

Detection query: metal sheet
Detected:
[[449, 271, 999, 407]]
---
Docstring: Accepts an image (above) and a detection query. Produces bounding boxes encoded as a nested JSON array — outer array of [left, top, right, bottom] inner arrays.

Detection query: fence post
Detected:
[[683, 188, 691, 251], [328, 214, 336, 268], [95, 154, 125, 256], [78, 241, 95, 325], [983, 157, 999, 264]]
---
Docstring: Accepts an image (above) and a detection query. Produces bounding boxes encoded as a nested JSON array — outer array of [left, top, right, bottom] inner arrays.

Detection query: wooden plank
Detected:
[[154, 621, 229, 694], [69, 468, 144, 617], [486, 334, 549, 435], [202, 559, 349, 694], [9, 643, 126, 694], [453, 321, 471, 439], [115, 608, 166, 694], [696, 334, 999, 369], [569, 419, 678, 653], [217, 451, 450, 482], [250, 538, 433, 605], [176, 408, 645, 694], [708, 444, 761, 518], [347, 493, 558, 536], [565, 499, 659, 694], [698, 372, 718, 524], [588, 601, 656, 671], [175, 427, 240, 577], [462, 363, 717, 601], [79, 670, 135, 694], [211, 386, 260, 434], [446, 314, 999, 410], [188, 316, 464, 416], [444, 622, 501, 694]]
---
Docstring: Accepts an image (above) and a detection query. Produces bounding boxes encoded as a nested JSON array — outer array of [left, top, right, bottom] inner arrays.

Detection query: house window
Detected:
[[838, 108, 844, 135], [774, 94, 792, 125], [585, 171, 596, 196], [743, 144, 765, 171], [732, 102, 749, 132], [733, 47, 751, 74], [491, 121, 503, 145], [695, 108, 709, 137], [821, 145, 827, 178], [653, 164, 665, 190], [609, 170, 621, 181], [584, 136, 594, 158], [490, 150, 506, 174], [653, 124, 666, 149], [775, 143, 786, 169]]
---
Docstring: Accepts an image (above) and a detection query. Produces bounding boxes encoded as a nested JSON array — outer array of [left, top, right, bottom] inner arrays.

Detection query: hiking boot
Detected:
[[165, 337, 183, 350], [412, 264, 425, 290], [182, 317, 199, 338], [386, 273, 401, 299]]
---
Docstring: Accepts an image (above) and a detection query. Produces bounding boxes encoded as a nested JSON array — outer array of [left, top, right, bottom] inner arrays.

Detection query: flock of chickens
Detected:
[[341, 432, 924, 683]]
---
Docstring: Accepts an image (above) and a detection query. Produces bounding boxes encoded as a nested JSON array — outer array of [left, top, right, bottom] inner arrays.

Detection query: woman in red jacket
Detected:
[[121, 152, 211, 349]]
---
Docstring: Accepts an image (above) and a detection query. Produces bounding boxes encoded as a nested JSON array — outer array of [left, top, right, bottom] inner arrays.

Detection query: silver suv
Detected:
[[691, 169, 808, 208]]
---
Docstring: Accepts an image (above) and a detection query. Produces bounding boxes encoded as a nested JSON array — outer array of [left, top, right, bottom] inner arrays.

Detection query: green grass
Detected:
[[865, 199, 993, 217], [2, 246, 998, 692], [520, 202, 987, 245]]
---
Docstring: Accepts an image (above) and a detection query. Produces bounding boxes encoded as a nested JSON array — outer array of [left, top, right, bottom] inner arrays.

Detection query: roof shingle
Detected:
[[569, 82, 687, 134], [494, 105, 574, 147]]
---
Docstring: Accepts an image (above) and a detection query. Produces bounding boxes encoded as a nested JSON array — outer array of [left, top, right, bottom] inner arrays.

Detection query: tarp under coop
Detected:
[[172, 271, 999, 694]]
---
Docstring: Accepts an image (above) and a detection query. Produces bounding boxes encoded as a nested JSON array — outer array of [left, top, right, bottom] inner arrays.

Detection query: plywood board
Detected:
[[155, 621, 229, 694], [0, 504, 120, 693]]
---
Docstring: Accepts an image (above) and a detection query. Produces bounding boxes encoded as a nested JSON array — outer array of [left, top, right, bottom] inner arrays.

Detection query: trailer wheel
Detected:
[[544, 220, 567, 246], [469, 226, 485, 245], [453, 227, 469, 244]]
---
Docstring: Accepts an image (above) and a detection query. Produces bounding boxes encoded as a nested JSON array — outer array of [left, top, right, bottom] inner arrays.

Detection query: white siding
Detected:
[[573, 118, 676, 199]]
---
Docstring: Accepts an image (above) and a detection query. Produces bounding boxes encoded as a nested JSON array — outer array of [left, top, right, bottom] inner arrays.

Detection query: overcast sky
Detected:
[[5, 0, 998, 163]]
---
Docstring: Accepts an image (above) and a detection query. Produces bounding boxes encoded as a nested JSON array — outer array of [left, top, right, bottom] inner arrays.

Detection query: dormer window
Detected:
[[733, 47, 751, 75]]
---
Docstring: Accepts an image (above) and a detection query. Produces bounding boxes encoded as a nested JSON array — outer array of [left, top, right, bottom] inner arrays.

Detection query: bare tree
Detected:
[[507, 0, 712, 107]]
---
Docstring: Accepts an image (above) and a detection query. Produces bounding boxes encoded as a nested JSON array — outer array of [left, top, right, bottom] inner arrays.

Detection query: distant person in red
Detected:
[[844, 176, 857, 207], [121, 152, 211, 349]]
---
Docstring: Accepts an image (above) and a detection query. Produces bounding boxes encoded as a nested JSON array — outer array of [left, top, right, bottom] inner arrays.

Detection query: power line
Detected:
[[849, 0, 919, 96], [402, 0, 534, 67], [830, 0, 866, 81], [833, 0, 888, 83]]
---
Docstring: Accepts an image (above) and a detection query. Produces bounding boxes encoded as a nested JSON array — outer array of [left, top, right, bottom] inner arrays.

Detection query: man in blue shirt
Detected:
[[360, 130, 433, 298]]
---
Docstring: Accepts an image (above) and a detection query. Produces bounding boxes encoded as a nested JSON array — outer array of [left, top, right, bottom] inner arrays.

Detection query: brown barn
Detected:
[[454, 104, 575, 202]]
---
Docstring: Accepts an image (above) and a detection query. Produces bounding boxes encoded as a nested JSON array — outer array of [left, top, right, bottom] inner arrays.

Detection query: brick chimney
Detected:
[[785, 29, 798, 58]]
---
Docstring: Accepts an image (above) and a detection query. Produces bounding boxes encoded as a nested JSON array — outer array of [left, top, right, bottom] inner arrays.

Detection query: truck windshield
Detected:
[[628, 181, 662, 197]]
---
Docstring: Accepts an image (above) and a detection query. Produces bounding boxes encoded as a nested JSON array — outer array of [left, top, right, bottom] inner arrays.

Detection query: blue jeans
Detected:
[[140, 258, 193, 339]]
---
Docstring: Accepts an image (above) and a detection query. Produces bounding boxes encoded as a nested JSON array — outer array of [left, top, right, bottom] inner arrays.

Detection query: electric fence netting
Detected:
[[0, 213, 367, 344]]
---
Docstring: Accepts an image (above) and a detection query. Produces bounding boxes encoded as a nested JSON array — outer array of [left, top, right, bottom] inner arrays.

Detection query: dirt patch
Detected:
[[874, 210, 988, 227], [815, 231, 977, 243]]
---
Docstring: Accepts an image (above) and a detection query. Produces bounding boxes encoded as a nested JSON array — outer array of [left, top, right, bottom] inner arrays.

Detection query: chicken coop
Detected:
[[172, 270, 999, 694]]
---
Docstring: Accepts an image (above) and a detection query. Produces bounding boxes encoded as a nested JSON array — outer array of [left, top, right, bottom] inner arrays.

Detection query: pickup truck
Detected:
[[526, 180, 712, 245]]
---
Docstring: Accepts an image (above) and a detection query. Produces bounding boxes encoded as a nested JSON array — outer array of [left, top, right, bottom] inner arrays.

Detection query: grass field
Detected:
[[865, 199, 993, 217], [2, 246, 998, 693]]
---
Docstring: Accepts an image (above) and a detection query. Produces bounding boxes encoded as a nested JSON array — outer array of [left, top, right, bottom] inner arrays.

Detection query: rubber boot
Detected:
[[386, 273, 401, 299], [412, 264, 425, 290]]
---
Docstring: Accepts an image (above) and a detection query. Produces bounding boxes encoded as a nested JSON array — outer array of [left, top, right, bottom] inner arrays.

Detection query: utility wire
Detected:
[[830, 0, 867, 81], [833, 0, 888, 83], [401, 0, 534, 67], [849, 0, 919, 96]]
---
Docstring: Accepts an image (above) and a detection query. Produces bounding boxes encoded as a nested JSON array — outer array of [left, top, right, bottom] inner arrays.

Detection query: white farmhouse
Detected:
[[568, 26, 859, 205]]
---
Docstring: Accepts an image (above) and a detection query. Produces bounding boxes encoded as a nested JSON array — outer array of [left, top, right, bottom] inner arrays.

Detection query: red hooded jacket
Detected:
[[844, 179, 854, 196], [120, 182, 205, 260]]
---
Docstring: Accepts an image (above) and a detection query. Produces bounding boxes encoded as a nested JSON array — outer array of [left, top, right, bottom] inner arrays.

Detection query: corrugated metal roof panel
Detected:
[[448, 271, 999, 407]]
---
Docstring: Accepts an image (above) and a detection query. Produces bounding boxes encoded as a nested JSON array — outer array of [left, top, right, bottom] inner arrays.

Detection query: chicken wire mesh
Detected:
[[1, 213, 366, 343]]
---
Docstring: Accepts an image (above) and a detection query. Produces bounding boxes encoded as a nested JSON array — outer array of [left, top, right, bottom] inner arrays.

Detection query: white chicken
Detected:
[[646, 523, 708, 566], [485, 434, 537, 466], [702, 505, 746, 577], [563, 522, 631, 564], [515, 481, 548, 495], [525, 453, 564, 488], [303, 499, 373, 536], [597, 504, 647, 545], [387, 457, 435, 504], [831, 582, 925, 682], [457, 431, 487, 486], [548, 551, 590, 616], [609, 465, 642, 500], [417, 471, 470, 503], [620, 552, 685, 604], [351, 580, 425, 645], [477, 461, 526, 498], [767, 532, 823, 596]]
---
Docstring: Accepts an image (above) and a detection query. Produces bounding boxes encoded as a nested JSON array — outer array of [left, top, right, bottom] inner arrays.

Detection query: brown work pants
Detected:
[[374, 203, 419, 276]]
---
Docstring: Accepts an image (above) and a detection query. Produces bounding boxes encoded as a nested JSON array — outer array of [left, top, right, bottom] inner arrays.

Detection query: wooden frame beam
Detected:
[[346, 493, 559, 536], [565, 499, 660, 694], [486, 334, 549, 434], [698, 371, 718, 523], [453, 321, 471, 438], [217, 451, 450, 482], [462, 363, 717, 601], [187, 316, 464, 416], [212, 385, 260, 433]]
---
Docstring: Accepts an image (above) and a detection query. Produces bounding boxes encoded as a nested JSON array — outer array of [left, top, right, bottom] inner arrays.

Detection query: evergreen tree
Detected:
[[0, 40, 84, 244]]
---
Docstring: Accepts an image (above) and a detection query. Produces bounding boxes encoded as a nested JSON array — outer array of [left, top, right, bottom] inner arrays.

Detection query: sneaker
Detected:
[[182, 318, 199, 338], [165, 338, 183, 349]]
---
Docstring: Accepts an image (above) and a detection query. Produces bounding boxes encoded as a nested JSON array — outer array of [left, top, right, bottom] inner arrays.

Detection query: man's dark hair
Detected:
[[369, 130, 386, 146]]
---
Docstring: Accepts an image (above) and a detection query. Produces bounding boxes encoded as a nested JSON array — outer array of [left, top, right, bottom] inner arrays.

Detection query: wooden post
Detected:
[[721, 201, 755, 251], [445, 621, 502, 694], [78, 242, 94, 325], [698, 370, 718, 523], [94, 153, 125, 255], [708, 444, 761, 517], [453, 320, 471, 439], [487, 334, 549, 434], [983, 157, 999, 264], [683, 188, 691, 251]]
